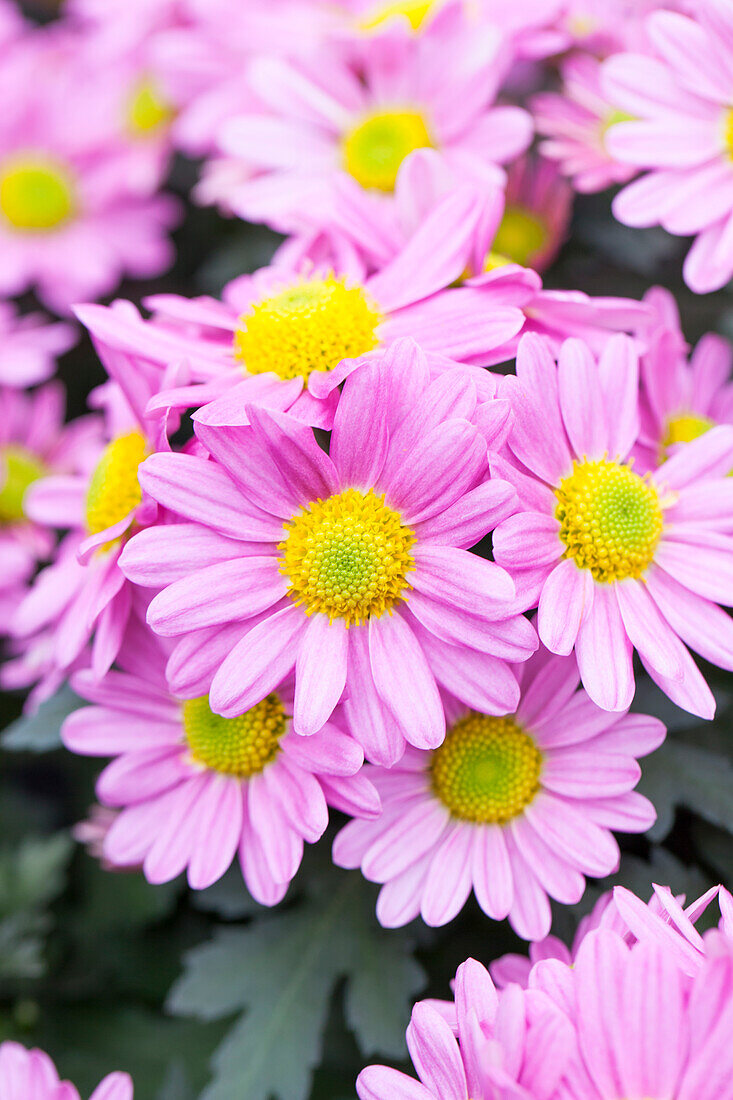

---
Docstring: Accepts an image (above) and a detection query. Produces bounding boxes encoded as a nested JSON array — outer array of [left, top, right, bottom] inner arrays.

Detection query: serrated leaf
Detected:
[[192, 865, 265, 920], [638, 739, 733, 841], [0, 833, 72, 979], [168, 870, 425, 1100], [1, 685, 80, 752]]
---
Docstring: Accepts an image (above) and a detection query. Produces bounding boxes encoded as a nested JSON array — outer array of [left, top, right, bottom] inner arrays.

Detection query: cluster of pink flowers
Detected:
[[1, 0, 732, 1092]]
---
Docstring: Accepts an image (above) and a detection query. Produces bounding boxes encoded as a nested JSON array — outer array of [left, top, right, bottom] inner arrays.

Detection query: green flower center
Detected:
[[342, 110, 433, 192], [85, 432, 147, 536], [183, 694, 286, 777], [555, 458, 663, 583], [0, 446, 47, 523], [489, 205, 548, 269], [0, 156, 76, 231], [279, 488, 416, 626], [431, 714, 542, 824], [233, 275, 381, 382]]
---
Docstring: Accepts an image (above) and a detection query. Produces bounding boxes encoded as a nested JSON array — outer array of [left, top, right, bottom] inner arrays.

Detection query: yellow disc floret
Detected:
[[234, 275, 382, 383], [183, 694, 286, 777], [0, 156, 76, 231], [555, 458, 663, 583], [85, 432, 147, 536], [359, 0, 434, 32], [490, 205, 548, 269], [0, 446, 47, 523], [127, 77, 174, 137], [343, 110, 433, 192], [280, 488, 416, 626], [431, 713, 542, 824], [725, 108, 733, 158], [662, 412, 714, 456]]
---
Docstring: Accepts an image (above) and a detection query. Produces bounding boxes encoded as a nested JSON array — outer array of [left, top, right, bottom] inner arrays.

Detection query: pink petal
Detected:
[[538, 559, 594, 655], [575, 586, 634, 712], [369, 613, 445, 751], [210, 605, 308, 717], [293, 615, 348, 735]]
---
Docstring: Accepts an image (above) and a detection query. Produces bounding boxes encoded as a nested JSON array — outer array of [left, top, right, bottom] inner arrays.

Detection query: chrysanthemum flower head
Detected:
[[204, 20, 532, 233], [0, 1041, 132, 1100], [120, 339, 536, 766], [334, 644, 662, 938], [63, 607, 378, 901], [0, 28, 179, 312], [0, 302, 76, 387], [492, 331, 733, 718], [357, 955, 574, 1100], [603, 1, 733, 293]]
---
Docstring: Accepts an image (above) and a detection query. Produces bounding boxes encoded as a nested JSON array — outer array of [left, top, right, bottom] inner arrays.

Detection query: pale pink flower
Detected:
[[604, 1, 733, 293], [334, 645, 661, 939], [62, 614, 378, 900], [0, 302, 76, 387], [492, 332, 733, 718], [120, 341, 536, 767], [0, 1041, 132, 1100]]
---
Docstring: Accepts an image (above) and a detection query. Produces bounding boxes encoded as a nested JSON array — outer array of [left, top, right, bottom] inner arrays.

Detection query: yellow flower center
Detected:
[[555, 459, 663, 583], [725, 108, 733, 158], [0, 156, 76, 231], [489, 205, 548, 269], [279, 488, 416, 626], [0, 446, 47, 523], [431, 714, 542, 824], [662, 411, 714, 457], [359, 0, 434, 32], [342, 110, 434, 192], [233, 275, 382, 383], [183, 694, 286, 777], [85, 432, 147, 536], [601, 109, 636, 146], [126, 77, 174, 137]]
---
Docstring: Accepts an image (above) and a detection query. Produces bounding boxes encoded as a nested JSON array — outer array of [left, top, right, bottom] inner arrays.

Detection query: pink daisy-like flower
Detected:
[[636, 287, 733, 471], [10, 346, 178, 689], [0, 384, 102, 630], [76, 184, 526, 426], [0, 1041, 132, 1100], [603, 1, 733, 293], [120, 341, 537, 767], [62, 611, 378, 900], [0, 0, 24, 46], [357, 956, 574, 1100], [205, 22, 532, 233], [0, 301, 76, 387], [542, 926, 733, 1100], [334, 644, 662, 939], [490, 154, 573, 272], [532, 53, 638, 194], [0, 28, 179, 313], [492, 331, 733, 719]]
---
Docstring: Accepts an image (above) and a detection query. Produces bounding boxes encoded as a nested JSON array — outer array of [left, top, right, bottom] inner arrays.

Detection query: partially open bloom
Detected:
[[0, 28, 179, 312], [0, 1041, 132, 1100], [0, 384, 101, 629], [0, 302, 76, 388], [121, 341, 536, 766], [334, 645, 661, 939], [492, 332, 733, 718], [493, 155, 572, 272], [62, 612, 378, 901], [532, 54, 638, 194], [205, 20, 532, 232], [636, 287, 733, 472], [76, 185, 526, 425], [604, 2, 733, 293], [357, 956, 574, 1100]]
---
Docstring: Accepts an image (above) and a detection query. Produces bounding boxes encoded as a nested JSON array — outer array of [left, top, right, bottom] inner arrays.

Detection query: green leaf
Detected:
[[1, 686, 81, 752], [638, 739, 733, 841], [168, 868, 425, 1100], [192, 865, 265, 920], [0, 834, 72, 980]]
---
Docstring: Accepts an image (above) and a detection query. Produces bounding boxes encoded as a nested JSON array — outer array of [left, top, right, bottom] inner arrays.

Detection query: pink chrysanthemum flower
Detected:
[[0, 302, 75, 387], [636, 287, 733, 472], [205, 25, 532, 232], [532, 54, 638, 194], [10, 350, 176, 688], [334, 645, 662, 939], [604, 2, 733, 293], [541, 927, 733, 1100], [0, 384, 102, 629], [490, 154, 572, 272], [62, 613, 378, 900], [492, 332, 733, 718], [120, 342, 536, 766], [76, 186, 526, 425], [0, 0, 24, 45], [357, 957, 574, 1100], [0, 1041, 132, 1100], [0, 29, 179, 313]]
